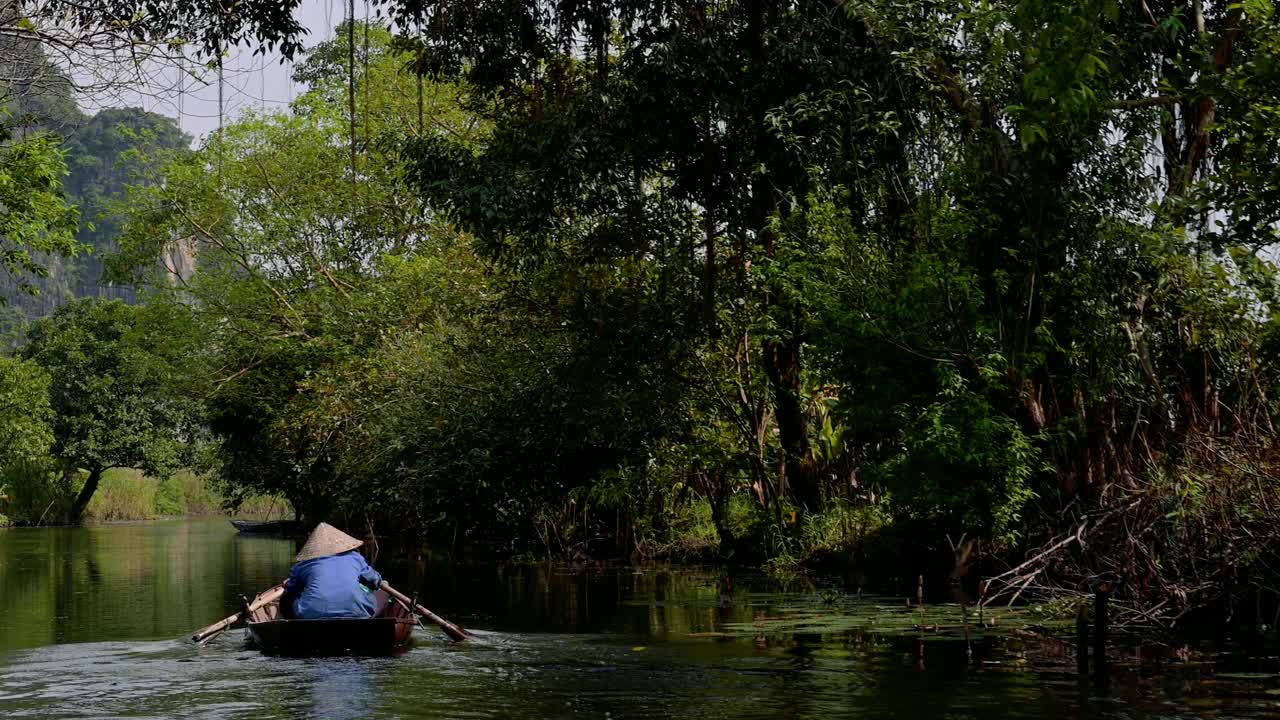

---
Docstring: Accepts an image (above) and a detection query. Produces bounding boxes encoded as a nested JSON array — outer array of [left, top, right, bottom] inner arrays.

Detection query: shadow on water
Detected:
[[2, 518, 1280, 718]]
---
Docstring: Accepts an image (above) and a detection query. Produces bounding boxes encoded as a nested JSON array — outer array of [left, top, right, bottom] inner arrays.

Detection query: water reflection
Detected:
[[1, 519, 1279, 719], [0, 520, 295, 650], [301, 659, 378, 718]]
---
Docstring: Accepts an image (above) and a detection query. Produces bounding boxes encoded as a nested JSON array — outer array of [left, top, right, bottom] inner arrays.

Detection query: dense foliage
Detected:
[[115, 23, 486, 524], [2, 0, 1279, 626], [0, 123, 78, 293], [0, 356, 54, 507], [17, 299, 201, 522]]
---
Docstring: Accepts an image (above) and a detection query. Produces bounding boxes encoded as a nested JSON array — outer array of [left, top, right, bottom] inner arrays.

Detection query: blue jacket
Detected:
[[283, 550, 383, 619]]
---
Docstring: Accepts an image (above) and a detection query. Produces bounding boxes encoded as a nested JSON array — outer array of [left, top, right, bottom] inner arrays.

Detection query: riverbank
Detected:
[[0, 467, 287, 526]]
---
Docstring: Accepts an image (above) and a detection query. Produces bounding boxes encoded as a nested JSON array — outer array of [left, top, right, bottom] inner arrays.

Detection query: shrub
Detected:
[[0, 459, 70, 526]]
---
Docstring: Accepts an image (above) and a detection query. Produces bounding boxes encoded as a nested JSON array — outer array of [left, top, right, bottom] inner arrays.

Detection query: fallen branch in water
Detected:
[[980, 436, 1280, 630]]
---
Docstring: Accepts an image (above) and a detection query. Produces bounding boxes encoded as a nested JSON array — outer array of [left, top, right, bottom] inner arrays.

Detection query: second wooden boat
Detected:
[[230, 519, 307, 536], [245, 588, 416, 656]]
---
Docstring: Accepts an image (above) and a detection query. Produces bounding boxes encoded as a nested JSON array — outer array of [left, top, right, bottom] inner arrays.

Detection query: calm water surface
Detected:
[[1, 519, 1277, 719]]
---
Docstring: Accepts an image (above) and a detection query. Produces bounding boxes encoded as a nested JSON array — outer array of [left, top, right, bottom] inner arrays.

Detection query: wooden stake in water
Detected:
[[1076, 601, 1090, 677], [977, 578, 987, 624], [1093, 584, 1110, 690]]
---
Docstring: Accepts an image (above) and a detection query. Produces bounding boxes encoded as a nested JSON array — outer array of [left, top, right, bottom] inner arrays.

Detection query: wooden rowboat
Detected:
[[245, 588, 416, 656], [230, 519, 306, 536]]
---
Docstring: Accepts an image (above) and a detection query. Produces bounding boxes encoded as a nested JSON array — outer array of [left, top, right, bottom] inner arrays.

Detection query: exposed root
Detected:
[[982, 436, 1280, 630]]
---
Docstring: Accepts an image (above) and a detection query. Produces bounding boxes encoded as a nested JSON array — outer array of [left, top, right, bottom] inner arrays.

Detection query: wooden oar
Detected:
[[191, 584, 286, 645], [380, 581, 472, 642]]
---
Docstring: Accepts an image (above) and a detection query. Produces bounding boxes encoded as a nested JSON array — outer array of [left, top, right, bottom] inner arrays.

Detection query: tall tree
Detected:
[[19, 299, 200, 523], [105, 1, 1280, 617], [115, 22, 482, 522], [393, 0, 906, 514]]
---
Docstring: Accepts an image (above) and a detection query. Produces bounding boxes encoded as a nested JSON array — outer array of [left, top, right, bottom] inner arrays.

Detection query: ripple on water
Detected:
[[3, 629, 1280, 719], [2, 522, 1279, 720]]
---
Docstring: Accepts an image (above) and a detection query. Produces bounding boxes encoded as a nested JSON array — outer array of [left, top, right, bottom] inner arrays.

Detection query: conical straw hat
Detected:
[[295, 522, 364, 562]]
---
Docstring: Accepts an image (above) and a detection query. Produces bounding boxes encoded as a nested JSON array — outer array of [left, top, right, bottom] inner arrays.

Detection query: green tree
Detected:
[[116, 22, 481, 522], [0, 122, 79, 293], [1, 39, 192, 320], [395, 0, 1280, 554], [394, 0, 918, 519], [9, 1, 307, 62], [0, 354, 53, 466], [0, 354, 55, 525], [19, 299, 201, 523]]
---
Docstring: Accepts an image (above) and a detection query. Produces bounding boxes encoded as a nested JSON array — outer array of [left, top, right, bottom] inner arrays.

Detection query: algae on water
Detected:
[[711, 596, 1073, 640]]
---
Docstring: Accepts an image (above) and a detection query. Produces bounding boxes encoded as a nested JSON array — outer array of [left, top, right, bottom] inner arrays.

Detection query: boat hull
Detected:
[[246, 589, 415, 656], [230, 519, 306, 536]]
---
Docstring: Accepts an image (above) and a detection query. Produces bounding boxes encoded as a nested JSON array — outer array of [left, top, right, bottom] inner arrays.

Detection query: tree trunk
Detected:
[[742, 0, 816, 515], [703, 123, 718, 336], [706, 471, 736, 556], [70, 466, 103, 525], [763, 338, 819, 512]]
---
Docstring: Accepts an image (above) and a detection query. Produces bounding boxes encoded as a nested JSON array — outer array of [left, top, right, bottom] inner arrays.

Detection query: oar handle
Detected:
[[380, 581, 472, 642], [191, 583, 286, 645]]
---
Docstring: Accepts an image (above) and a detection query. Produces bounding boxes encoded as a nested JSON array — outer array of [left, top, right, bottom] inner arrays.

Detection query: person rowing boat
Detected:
[[191, 523, 472, 646], [282, 522, 383, 619]]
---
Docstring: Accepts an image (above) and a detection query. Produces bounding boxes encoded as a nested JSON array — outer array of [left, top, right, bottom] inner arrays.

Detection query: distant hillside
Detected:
[[1, 35, 190, 336]]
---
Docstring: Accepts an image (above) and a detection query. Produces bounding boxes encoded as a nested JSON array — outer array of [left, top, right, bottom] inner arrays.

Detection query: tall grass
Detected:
[[232, 494, 293, 519], [155, 471, 223, 517], [88, 469, 154, 521], [86, 469, 228, 521]]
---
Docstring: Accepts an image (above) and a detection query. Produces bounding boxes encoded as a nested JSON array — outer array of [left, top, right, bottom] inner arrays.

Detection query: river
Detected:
[[1, 518, 1277, 718]]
